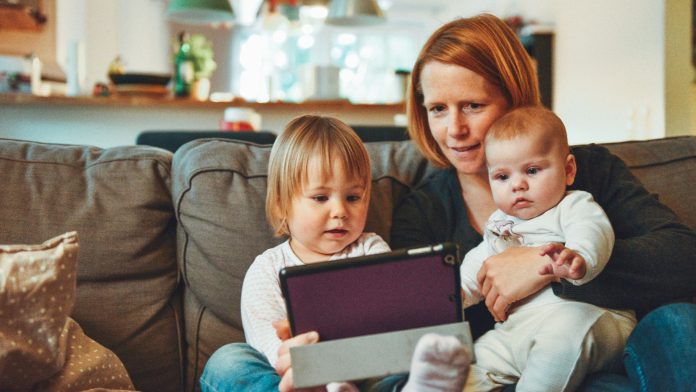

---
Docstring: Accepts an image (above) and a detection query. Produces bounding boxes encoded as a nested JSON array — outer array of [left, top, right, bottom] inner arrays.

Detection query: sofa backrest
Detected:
[[173, 135, 696, 390], [171, 138, 435, 390], [602, 136, 696, 230], [3, 134, 694, 392], [0, 138, 182, 392]]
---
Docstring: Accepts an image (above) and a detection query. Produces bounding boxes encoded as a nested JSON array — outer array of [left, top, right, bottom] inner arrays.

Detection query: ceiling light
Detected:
[[229, 0, 264, 25], [326, 0, 385, 26], [166, 0, 235, 25]]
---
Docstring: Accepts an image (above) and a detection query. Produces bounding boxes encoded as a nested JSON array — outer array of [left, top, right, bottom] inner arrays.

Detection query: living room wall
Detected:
[[0, 0, 60, 77]]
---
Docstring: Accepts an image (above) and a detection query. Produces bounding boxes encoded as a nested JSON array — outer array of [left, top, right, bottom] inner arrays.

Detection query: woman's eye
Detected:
[[527, 167, 539, 175], [463, 103, 483, 113], [428, 105, 446, 115]]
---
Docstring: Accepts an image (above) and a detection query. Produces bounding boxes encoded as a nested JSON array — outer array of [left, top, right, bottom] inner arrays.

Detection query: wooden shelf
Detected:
[[0, 93, 406, 112]]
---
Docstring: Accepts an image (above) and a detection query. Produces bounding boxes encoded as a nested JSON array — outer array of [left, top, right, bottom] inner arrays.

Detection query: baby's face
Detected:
[[486, 135, 575, 220]]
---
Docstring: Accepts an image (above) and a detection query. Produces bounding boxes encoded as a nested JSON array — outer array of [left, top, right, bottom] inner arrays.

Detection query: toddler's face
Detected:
[[486, 135, 575, 220], [287, 156, 369, 263]]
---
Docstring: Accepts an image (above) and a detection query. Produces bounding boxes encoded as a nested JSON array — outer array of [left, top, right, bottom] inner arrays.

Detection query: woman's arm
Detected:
[[390, 170, 474, 250], [560, 146, 696, 313], [390, 188, 448, 250], [476, 246, 557, 320]]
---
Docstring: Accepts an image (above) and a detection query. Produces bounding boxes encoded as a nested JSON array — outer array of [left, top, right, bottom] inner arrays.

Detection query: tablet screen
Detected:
[[280, 243, 462, 341]]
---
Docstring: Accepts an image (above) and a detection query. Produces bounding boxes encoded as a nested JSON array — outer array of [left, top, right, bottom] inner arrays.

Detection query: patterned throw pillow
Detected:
[[0, 232, 134, 391]]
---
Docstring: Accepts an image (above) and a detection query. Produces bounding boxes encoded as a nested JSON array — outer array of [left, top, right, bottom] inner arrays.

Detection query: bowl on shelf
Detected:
[[108, 73, 171, 86], [108, 73, 171, 97]]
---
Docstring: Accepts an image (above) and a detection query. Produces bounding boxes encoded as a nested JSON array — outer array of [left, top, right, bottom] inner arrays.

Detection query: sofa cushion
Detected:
[[0, 139, 181, 392], [172, 138, 434, 390]]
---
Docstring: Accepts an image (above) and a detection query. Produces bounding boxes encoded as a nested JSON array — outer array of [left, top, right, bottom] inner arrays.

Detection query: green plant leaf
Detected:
[[188, 34, 217, 79]]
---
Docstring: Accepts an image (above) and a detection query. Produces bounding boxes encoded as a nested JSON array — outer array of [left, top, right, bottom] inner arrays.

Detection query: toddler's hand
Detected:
[[272, 319, 322, 392], [538, 243, 586, 280]]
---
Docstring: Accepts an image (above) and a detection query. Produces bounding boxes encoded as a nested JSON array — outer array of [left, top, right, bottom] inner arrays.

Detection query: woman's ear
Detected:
[[565, 154, 577, 186]]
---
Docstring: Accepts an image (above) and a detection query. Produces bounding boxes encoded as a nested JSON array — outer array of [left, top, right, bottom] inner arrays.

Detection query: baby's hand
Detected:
[[538, 243, 587, 280]]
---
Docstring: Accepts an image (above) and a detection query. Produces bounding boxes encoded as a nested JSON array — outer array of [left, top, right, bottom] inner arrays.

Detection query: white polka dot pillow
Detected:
[[0, 232, 134, 391]]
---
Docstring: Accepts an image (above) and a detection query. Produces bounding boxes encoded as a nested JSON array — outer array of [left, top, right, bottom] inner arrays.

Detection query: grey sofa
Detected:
[[1, 135, 695, 392]]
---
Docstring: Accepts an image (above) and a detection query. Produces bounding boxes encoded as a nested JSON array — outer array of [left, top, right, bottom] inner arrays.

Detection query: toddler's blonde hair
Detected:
[[266, 115, 371, 237]]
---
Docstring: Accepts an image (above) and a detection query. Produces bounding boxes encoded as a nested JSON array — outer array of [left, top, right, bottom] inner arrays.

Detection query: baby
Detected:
[[461, 106, 637, 391]]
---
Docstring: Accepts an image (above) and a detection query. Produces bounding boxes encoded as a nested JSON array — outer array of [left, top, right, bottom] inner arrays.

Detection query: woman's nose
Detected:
[[447, 112, 468, 137]]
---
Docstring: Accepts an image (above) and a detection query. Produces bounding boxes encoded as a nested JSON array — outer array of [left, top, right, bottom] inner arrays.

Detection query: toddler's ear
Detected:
[[565, 154, 577, 186]]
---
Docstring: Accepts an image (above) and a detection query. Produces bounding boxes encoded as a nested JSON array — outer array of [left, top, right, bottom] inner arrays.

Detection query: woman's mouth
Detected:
[[450, 143, 481, 155], [450, 143, 481, 152]]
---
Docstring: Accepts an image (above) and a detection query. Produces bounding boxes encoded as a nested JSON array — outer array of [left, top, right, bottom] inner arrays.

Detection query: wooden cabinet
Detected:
[[0, 0, 46, 31]]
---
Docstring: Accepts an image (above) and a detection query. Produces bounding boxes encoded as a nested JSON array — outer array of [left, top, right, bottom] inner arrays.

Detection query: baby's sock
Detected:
[[401, 333, 470, 392], [326, 381, 360, 392]]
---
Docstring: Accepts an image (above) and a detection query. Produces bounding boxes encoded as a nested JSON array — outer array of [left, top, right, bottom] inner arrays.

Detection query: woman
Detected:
[[202, 14, 696, 391], [391, 13, 696, 391]]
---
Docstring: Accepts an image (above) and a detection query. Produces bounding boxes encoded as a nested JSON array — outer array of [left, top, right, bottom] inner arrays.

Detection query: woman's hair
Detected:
[[266, 115, 372, 236], [407, 13, 541, 167]]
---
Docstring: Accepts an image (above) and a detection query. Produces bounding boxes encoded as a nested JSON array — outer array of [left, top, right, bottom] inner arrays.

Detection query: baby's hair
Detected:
[[486, 106, 569, 155], [266, 115, 371, 237]]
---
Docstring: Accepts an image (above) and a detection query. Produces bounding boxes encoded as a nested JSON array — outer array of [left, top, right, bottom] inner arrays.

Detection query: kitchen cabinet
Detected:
[[0, 0, 46, 31]]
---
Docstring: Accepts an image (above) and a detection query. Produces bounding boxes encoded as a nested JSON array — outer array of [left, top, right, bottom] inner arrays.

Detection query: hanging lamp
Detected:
[[166, 0, 235, 25], [229, 0, 265, 25], [325, 0, 384, 26]]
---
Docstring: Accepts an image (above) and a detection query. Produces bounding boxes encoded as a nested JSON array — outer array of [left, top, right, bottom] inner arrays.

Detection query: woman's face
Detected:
[[420, 61, 509, 176]]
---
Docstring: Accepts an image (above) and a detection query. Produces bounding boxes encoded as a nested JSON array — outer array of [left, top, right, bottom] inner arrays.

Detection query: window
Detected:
[[233, 7, 421, 103]]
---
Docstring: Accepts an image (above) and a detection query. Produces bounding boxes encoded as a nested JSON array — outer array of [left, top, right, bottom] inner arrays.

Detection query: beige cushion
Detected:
[[34, 318, 135, 391], [0, 232, 134, 391]]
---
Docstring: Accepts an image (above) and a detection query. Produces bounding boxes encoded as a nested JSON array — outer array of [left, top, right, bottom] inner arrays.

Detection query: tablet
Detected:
[[279, 243, 462, 341]]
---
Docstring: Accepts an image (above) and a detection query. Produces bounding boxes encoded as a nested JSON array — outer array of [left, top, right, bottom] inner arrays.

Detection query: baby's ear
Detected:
[[565, 154, 577, 186]]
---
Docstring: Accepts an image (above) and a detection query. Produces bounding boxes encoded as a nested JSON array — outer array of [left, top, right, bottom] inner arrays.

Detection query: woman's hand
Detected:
[[272, 320, 322, 392], [476, 246, 557, 322]]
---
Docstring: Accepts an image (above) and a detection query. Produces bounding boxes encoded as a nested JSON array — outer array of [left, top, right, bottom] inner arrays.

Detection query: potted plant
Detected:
[[189, 34, 216, 101]]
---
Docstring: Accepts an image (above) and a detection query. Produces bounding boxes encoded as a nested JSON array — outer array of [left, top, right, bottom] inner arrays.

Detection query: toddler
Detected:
[[461, 106, 637, 391], [241, 115, 469, 392]]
